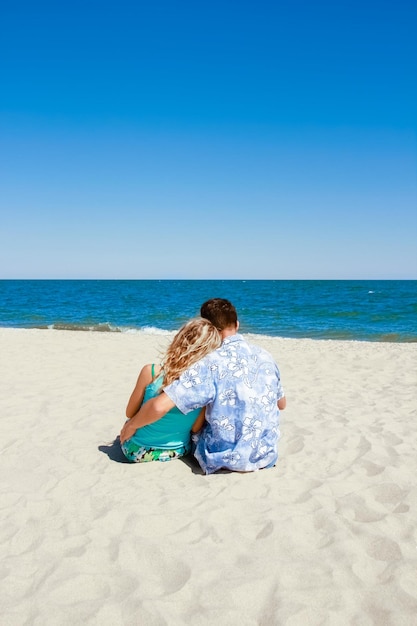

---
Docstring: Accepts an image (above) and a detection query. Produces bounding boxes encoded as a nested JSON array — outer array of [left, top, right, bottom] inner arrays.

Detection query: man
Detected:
[[120, 298, 286, 474]]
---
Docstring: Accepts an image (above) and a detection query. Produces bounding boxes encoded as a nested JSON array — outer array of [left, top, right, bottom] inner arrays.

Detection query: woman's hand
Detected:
[[120, 419, 139, 444]]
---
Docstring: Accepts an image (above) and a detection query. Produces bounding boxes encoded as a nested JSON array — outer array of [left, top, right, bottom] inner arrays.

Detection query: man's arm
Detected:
[[120, 392, 175, 443], [278, 396, 286, 410]]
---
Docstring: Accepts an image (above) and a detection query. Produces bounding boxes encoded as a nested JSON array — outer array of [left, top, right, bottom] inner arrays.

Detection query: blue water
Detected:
[[0, 280, 416, 342]]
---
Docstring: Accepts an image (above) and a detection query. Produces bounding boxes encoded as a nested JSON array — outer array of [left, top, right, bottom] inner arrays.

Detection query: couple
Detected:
[[120, 298, 286, 474]]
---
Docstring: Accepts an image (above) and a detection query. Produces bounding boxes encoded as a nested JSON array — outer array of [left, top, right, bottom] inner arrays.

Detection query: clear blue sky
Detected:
[[1, 0, 416, 279]]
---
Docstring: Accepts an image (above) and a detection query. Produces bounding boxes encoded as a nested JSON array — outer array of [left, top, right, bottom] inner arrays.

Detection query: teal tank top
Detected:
[[128, 368, 201, 450]]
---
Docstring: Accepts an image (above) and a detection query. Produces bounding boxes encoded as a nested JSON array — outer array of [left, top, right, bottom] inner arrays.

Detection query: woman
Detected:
[[121, 317, 221, 462]]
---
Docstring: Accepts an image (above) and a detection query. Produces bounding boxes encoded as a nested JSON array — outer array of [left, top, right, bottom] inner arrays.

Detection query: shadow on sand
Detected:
[[98, 437, 131, 463]]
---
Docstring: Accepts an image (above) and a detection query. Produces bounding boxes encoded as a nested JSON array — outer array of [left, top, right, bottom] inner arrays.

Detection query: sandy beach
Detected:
[[0, 327, 416, 625]]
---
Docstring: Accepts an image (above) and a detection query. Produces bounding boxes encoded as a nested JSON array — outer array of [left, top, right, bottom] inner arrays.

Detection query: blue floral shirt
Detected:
[[164, 334, 285, 474]]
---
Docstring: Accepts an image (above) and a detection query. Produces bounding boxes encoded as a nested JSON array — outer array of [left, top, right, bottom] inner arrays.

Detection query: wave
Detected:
[[1, 323, 416, 343], [1, 323, 415, 342], [37, 322, 417, 343], [28, 322, 175, 336]]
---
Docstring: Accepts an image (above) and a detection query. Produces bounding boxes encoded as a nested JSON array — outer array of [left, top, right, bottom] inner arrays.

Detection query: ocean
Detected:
[[0, 280, 416, 342]]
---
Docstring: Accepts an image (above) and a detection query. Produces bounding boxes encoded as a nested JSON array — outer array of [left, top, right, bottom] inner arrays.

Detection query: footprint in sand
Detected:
[[365, 536, 402, 562]]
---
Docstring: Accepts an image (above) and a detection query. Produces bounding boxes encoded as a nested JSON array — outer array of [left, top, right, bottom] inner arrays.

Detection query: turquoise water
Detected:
[[0, 280, 416, 342]]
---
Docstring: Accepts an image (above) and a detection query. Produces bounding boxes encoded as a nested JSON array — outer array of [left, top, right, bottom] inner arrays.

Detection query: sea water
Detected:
[[0, 280, 416, 342]]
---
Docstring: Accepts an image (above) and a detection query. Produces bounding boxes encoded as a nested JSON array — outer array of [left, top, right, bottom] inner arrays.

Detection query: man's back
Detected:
[[164, 333, 285, 474]]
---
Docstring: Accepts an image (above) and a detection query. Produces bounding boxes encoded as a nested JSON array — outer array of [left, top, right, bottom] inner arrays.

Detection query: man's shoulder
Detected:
[[238, 336, 275, 360], [205, 334, 275, 364]]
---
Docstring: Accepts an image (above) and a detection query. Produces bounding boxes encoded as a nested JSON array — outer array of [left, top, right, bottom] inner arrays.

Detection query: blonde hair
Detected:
[[161, 318, 221, 388]]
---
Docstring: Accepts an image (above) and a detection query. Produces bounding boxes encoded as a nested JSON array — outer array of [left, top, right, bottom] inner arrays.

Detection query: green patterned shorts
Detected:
[[121, 440, 189, 463]]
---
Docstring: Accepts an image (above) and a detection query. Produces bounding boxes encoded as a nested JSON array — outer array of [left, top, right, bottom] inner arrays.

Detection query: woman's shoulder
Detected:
[[137, 363, 159, 386], [141, 363, 163, 382]]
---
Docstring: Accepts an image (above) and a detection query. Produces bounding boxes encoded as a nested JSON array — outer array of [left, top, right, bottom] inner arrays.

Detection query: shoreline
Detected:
[[1, 324, 416, 344], [1, 328, 416, 623]]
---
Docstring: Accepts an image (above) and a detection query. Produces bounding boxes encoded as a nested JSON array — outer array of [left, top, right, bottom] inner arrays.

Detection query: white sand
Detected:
[[0, 328, 416, 626]]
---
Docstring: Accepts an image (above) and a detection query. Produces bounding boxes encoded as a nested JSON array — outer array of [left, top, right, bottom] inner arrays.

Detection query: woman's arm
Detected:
[[125, 364, 154, 418], [278, 396, 287, 410], [191, 407, 206, 433]]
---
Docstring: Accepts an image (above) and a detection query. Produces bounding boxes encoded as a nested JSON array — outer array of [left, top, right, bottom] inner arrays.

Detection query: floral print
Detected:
[[164, 334, 284, 474], [121, 440, 189, 463]]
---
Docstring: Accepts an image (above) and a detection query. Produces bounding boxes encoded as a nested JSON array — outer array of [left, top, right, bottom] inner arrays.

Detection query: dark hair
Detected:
[[200, 298, 238, 331]]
